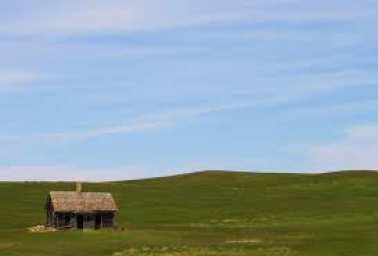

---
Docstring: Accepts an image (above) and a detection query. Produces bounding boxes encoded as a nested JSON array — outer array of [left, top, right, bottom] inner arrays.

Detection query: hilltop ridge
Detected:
[[2, 169, 378, 255]]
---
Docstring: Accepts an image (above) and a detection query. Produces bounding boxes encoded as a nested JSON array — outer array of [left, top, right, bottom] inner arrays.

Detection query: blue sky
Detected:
[[1, 0, 378, 181]]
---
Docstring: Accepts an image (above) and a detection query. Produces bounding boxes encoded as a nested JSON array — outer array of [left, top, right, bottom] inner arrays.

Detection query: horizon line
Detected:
[[1, 169, 378, 183]]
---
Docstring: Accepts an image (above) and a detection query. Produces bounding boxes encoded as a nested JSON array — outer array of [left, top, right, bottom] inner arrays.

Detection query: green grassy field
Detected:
[[1, 170, 378, 256]]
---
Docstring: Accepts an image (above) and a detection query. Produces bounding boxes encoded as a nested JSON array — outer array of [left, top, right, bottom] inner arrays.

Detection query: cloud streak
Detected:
[[287, 99, 378, 120], [309, 124, 378, 171], [0, 96, 286, 143], [0, 70, 40, 91], [1, 66, 377, 144], [0, 0, 376, 35], [0, 165, 148, 182]]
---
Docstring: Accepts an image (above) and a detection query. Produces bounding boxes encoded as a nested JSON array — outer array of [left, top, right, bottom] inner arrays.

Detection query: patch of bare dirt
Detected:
[[27, 225, 56, 233]]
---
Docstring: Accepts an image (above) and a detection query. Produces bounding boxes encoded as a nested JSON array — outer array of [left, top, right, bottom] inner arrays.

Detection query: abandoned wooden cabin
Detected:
[[45, 183, 118, 229]]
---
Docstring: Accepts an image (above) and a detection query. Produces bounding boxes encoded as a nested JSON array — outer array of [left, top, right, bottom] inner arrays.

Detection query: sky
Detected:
[[1, 0, 378, 181]]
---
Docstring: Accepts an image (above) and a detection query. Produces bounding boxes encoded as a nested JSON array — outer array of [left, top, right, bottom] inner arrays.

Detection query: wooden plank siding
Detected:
[[45, 190, 117, 229], [48, 212, 115, 229]]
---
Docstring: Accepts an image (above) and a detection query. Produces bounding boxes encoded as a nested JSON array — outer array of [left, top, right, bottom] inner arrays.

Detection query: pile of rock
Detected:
[[28, 225, 56, 233]]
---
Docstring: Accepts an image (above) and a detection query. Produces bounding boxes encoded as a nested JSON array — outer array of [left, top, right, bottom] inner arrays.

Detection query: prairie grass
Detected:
[[1, 171, 378, 256]]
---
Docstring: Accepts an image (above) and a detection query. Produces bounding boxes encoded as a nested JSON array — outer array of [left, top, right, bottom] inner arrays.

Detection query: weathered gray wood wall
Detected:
[[46, 210, 54, 227], [48, 212, 115, 229], [101, 212, 115, 228]]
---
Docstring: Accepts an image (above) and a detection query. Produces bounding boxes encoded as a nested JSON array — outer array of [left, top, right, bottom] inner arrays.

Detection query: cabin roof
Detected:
[[48, 191, 118, 213]]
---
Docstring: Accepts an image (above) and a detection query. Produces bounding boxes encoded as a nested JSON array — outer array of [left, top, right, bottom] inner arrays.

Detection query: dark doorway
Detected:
[[77, 215, 84, 229], [95, 214, 102, 229], [64, 215, 71, 226]]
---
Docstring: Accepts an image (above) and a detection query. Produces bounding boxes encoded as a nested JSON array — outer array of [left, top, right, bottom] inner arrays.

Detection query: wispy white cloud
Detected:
[[0, 165, 147, 182], [9, 96, 285, 143], [170, 158, 269, 174], [0, 70, 39, 88], [287, 99, 378, 119], [0, 70, 41, 96], [0, 0, 376, 35], [0, 0, 241, 35], [309, 124, 378, 171], [1, 67, 377, 143], [346, 124, 378, 142]]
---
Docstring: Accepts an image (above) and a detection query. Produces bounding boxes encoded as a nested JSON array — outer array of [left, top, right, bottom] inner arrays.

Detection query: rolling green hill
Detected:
[[1, 170, 378, 256]]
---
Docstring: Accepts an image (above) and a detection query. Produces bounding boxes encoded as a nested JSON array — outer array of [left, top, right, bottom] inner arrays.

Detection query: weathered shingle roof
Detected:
[[48, 191, 118, 213]]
